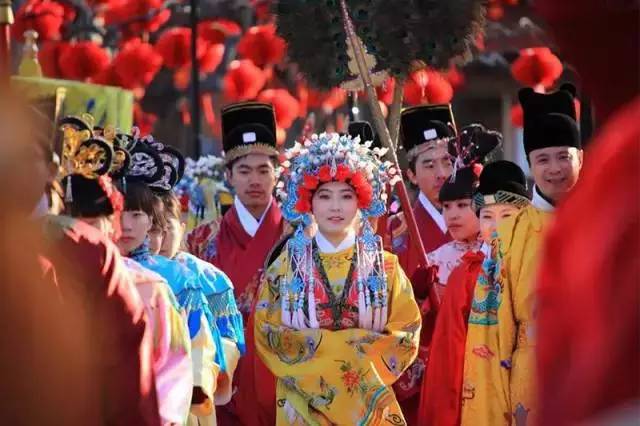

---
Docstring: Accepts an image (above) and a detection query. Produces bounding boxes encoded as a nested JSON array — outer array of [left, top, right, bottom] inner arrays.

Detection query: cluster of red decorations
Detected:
[[294, 164, 373, 213]]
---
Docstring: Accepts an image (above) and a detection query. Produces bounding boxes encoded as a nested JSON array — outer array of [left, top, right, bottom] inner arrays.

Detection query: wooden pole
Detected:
[[189, 0, 201, 158], [0, 0, 13, 83], [339, 0, 441, 309]]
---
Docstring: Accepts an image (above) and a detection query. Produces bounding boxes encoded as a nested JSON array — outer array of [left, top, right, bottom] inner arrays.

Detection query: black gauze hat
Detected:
[[222, 102, 278, 164], [519, 83, 580, 156], [400, 104, 456, 161], [439, 166, 480, 202], [473, 160, 531, 212]]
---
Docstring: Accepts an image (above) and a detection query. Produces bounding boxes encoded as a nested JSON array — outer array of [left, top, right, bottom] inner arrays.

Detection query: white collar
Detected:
[[531, 186, 555, 212], [418, 192, 448, 234], [480, 242, 491, 258], [234, 196, 272, 237], [315, 230, 356, 254]]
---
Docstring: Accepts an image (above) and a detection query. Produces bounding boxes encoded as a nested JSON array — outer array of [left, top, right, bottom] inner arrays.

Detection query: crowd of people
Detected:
[[1, 1, 638, 424]]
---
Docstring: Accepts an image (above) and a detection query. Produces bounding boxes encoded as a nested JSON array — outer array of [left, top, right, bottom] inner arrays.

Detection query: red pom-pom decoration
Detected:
[[257, 89, 300, 129], [403, 69, 454, 105], [59, 41, 111, 81], [511, 47, 563, 89], [222, 60, 267, 102], [237, 24, 286, 68], [11, 0, 67, 42], [112, 38, 162, 89]]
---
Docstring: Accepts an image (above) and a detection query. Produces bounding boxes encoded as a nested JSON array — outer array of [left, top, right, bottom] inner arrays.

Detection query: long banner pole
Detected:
[[339, 0, 441, 309]]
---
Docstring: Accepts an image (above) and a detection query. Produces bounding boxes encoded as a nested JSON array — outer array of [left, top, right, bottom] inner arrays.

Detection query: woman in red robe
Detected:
[[418, 160, 531, 425]]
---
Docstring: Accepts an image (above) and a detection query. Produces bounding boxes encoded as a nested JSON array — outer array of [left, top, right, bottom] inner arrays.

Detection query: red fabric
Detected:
[[534, 1, 639, 123], [214, 203, 284, 426], [214, 203, 283, 308], [419, 251, 484, 426], [537, 98, 640, 424], [394, 201, 452, 290], [42, 218, 159, 425], [390, 201, 450, 424]]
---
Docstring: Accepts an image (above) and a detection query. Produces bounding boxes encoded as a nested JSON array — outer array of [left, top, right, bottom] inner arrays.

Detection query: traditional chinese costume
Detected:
[[419, 160, 531, 426], [461, 85, 581, 426]]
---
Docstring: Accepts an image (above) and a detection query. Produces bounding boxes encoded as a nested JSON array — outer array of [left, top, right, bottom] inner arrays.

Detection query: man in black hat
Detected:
[[186, 102, 284, 426], [459, 84, 583, 426], [391, 104, 456, 287]]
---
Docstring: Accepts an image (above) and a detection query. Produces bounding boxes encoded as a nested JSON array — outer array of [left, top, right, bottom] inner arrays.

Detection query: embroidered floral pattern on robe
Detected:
[[255, 248, 421, 425]]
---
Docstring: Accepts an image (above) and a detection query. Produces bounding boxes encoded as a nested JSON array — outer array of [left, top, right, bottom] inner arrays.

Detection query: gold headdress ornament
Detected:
[[59, 113, 114, 201]]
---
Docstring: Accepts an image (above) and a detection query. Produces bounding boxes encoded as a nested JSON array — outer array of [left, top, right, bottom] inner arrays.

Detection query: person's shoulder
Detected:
[[176, 251, 234, 293]]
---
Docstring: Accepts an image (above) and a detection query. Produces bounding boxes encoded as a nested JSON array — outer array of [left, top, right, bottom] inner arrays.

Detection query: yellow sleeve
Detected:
[[214, 337, 241, 406], [253, 252, 421, 423], [190, 313, 217, 417]]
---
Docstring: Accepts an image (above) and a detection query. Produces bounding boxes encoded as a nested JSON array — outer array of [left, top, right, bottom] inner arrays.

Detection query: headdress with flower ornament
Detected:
[[439, 123, 502, 203], [58, 113, 124, 240], [276, 133, 401, 332]]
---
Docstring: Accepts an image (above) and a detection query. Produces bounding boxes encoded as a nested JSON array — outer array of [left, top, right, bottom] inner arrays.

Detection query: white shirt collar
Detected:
[[315, 230, 356, 254], [418, 192, 448, 234], [234, 196, 272, 237], [531, 186, 555, 212]]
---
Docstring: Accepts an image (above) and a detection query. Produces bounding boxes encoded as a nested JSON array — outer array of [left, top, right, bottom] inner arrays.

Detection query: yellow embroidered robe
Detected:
[[254, 247, 421, 426], [461, 205, 551, 426]]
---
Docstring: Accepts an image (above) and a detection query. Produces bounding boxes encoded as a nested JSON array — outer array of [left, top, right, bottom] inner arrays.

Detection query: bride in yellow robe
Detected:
[[254, 133, 421, 425]]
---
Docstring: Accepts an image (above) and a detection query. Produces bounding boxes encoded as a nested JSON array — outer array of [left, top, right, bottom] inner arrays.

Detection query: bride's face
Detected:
[[311, 181, 359, 239]]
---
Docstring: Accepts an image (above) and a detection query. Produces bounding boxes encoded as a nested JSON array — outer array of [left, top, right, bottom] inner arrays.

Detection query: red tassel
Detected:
[[222, 59, 267, 102], [403, 69, 453, 106], [112, 38, 162, 89], [11, 0, 69, 42], [155, 27, 207, 70]]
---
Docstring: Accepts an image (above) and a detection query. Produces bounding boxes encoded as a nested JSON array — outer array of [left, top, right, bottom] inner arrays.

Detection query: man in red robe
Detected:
[[0, 97, 159, 425], [390, 104, 456, 424], [187, 102, 285, 426], [535, 1, 639, 423]]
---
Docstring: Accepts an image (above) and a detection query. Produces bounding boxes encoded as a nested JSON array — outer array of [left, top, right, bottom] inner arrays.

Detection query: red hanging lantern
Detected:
[[236, 24, 286, 68], [222, 59, 267, 102], [155, 27, 207, 70], [376, 77, 395, 106], [511, 47, 563, 89], [257, 88, 301, 129], [38, 40, 69, 78], [112, 38, 162, 89], [59, 41, 110, 81], [198, 19, 241, 44], [11, 0, 69, 42], [104, 0, 170, 35], [403, 69, 453, 105]]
